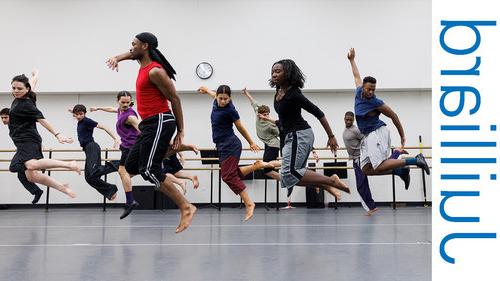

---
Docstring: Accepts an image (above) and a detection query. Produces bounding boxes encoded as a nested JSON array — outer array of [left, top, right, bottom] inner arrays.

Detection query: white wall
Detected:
[[0, 0, 431, 204], [0, 89, 431, 204], [0, 0, 431, 92]]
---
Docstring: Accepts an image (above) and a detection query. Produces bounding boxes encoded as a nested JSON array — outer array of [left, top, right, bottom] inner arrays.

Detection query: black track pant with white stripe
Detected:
[[83, 141, 118, 200], [125, 113, 176, 189]]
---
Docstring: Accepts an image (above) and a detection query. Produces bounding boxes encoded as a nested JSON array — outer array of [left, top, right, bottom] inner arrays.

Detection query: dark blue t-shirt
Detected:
[[210, 100, 240, 144], [77, 117, 98, 147], [354, 86, 386, 135]]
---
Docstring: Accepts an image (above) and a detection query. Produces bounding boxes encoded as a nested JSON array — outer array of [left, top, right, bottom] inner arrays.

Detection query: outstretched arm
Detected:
[[90, 106, 118, 113], [96, 123, 120, 148], [242, 88, 256, 104], [347, 48, 362, 88], [377, 104, 406, 147], [198, 86, 216, 99], [318, 116, 339, 153], [105, 51, 134, 72], [234, 119, 260, 152], [37, 118, 73, 144]]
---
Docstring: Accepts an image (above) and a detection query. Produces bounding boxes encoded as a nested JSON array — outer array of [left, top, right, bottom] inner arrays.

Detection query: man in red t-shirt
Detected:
[[106, 32, 196, 233]]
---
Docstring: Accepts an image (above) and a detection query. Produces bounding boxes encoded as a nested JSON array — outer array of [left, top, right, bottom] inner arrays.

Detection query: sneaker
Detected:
[[32, 190, 43, 204], [398, 167, 411, 190], [416, 153, 430, 175], [120, 200, 139, 220]]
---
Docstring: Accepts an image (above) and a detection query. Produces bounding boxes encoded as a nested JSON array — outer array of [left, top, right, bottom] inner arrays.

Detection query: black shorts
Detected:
[[162, 156, 183, 175], [10, 142, 43, 173], [263, 145, 279, 173], [119, 146, 131, 166], [125, 112, 176, 189]]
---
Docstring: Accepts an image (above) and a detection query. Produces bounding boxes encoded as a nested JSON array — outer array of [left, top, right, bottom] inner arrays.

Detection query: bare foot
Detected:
[[330, 174, 350, 194], [253, 160, 273, 170], [323, 186, 341, 201], [253, 160, 265, 170], [176, 204, 197, 233], [177, 181, 187, 195], [244, 202, 255, 221], [192, 175, 199, 189], [60, 183, 76, 198], [269, 160, 281, 168], [110, 192, 117, 201], [69, 161, 81, 175], [366, 207, 379, 216], [185, 143, 199, 155]]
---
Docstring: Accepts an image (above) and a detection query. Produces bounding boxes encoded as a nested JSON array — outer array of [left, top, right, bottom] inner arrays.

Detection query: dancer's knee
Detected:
[[140, 169, 165, 190], [24, 160, 38, 171]]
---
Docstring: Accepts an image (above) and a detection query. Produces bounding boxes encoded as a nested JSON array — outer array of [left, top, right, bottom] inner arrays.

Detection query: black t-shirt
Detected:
[[77, 117, 98, 147], [273, 87, 325, 135], [8, 98, 44, 144]]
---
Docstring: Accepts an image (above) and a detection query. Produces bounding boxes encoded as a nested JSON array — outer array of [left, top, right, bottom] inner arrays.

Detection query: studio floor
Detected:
[[0, 206, 431, 281]]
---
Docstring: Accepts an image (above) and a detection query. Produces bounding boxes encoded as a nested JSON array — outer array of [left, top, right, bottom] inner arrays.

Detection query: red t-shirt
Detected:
[[135, 61, 171, 120]]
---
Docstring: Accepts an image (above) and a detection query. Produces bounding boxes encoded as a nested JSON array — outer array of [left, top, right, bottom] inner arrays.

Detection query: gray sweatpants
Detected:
[[281, 128, 314, 189]]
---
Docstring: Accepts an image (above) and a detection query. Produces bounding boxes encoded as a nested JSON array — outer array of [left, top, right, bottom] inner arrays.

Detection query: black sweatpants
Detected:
[[125, 112, 176, 190], [83, 141, 118, 199]]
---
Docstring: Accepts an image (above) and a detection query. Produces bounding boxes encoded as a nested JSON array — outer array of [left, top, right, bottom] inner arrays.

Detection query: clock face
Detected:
[[196, 62, 213, 79]]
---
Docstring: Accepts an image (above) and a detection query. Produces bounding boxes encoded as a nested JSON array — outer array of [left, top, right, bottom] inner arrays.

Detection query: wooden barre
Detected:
[[0, 145, 432, 153], [0, 155, 433, 163], [0, 166, 432, 172]]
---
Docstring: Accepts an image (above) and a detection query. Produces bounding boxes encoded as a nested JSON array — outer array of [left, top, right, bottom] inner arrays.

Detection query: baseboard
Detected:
[[0, 201, 432, 210]]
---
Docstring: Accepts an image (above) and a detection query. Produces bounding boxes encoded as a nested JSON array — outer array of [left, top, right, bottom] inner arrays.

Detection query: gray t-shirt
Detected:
[[251, 101, 280, 148], [342, 125, 364, 159]]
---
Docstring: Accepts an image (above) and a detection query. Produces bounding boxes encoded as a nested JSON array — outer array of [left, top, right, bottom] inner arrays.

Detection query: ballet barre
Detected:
[[0, 145, 432, 210]]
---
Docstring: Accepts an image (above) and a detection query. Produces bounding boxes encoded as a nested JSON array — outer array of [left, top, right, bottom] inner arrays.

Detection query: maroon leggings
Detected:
[[220, 156, 246, 194]]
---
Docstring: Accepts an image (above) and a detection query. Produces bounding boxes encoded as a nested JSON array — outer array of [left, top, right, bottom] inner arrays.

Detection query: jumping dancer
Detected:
[[270, 59, 350, 200], [9, 73, 80, 198], [347, 48, 429, 180], [106, 32, 196, 233], [69, 104, 119, 201], [90, 91, 141, 219], [198, 85, 274, 221]]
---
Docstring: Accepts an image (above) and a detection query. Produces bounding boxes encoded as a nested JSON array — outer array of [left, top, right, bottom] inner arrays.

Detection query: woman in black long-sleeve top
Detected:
[[269, 59, 350, 199]]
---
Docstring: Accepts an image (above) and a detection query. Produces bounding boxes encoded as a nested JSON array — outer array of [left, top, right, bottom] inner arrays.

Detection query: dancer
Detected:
[[162, 150, 200, 195], [241, 88, 281, 180], [90, 91, 141, 219], [198, 85, 274, 221], [347, 48, 429, 178], [1, 107, 44, 204], [269, 59, 349, 200], [342, 111, 379, 215], [9, 74, 80, 198], [106, 32, 196, 233], [69, 104, 119, 201], [91, 92, 200, 218], [243, 88, 320, 206]]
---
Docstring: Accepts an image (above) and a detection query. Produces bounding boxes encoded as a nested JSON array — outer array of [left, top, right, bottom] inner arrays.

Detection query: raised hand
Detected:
[[347, 48, 356, 61]]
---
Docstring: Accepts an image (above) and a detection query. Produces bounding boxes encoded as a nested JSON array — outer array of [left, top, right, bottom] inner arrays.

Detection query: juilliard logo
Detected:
[[438, 20, 497, 264]]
